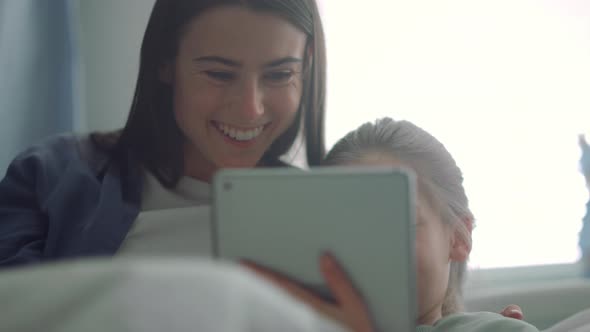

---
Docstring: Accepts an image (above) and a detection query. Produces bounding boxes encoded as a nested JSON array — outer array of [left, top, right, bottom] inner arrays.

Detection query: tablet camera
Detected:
[[223, 181, 233, 191]]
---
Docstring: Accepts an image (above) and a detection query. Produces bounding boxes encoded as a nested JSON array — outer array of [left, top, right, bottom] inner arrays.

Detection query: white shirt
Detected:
[[117, 171, 213, 257]]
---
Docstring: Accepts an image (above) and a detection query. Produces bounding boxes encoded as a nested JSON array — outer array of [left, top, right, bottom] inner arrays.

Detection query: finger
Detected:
[[319, 253, 374, 330], [319, 253, 365, 310], [241, 261, 341, 319], [500, 304, 524, 320]]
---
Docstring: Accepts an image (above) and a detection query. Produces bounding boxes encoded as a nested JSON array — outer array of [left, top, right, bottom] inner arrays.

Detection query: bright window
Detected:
[[321, 0, 590, 268]]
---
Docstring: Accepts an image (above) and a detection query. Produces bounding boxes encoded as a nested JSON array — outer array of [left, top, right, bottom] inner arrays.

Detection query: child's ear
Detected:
[[449, 217, 473, 262], [159, 61, 173, 84]]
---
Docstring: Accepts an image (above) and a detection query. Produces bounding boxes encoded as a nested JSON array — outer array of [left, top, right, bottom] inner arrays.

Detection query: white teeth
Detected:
[[216, 122, 264, 141]]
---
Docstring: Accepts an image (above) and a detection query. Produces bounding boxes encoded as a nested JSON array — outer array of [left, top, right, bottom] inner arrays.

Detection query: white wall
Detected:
[[322, 0, 590, 268], [78, 0, 155, 132]]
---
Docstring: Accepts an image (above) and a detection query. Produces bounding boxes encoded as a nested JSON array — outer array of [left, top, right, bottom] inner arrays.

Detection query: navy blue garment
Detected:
[[0, 135, 142, 267]]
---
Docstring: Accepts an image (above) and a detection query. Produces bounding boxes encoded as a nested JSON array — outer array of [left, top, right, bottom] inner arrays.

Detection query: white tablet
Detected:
[[212, 167, 417, 331]]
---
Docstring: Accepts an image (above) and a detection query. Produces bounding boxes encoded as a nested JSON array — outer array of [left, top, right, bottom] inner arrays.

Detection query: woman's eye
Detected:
[[204, 71, 236, 82], [264, 71, 294, 84]]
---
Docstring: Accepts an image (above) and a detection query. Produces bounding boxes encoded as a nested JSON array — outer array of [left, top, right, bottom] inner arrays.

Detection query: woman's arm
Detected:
[[0, 148, 49, 266], [0, 135, 82, 267]]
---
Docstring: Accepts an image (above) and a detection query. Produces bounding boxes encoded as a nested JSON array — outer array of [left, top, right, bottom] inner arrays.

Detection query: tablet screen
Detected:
[[212, 167, 417, 331]]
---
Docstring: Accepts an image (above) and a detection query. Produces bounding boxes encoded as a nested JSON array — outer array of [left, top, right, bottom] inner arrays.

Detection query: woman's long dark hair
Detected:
[[92, 0, 326, 188]]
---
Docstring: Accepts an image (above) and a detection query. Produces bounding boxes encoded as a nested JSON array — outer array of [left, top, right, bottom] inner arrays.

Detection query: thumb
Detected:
[[500, 305, 524, 320]]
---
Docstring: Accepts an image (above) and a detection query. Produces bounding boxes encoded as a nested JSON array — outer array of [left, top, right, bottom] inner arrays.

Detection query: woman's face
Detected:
[[351, 153, 469, 325], [164, 6, 308, 181]]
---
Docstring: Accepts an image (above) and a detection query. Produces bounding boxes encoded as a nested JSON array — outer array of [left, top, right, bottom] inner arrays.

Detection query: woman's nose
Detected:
[[234, 78, 264, 120]]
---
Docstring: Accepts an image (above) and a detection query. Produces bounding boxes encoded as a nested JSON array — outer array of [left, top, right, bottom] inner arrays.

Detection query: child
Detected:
[[321, 118, 539, 331]]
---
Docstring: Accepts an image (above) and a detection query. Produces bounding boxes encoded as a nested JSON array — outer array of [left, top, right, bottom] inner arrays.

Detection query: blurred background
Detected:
[[1, 0, 590, 270]]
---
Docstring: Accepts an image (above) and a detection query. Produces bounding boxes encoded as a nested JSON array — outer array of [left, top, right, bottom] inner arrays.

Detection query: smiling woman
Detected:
[[89, 0, 326, 189], [158, 6, 308, 181], [0, 0, 326, 269]]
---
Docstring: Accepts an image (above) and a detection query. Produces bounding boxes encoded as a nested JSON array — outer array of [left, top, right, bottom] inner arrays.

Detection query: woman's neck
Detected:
[[183, 147, 216, 183]]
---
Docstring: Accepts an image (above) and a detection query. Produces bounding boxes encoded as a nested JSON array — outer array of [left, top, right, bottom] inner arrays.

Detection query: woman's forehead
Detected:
[[180, 6, 307, 64]]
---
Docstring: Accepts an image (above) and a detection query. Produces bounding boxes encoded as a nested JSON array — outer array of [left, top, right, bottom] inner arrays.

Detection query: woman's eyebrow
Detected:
[[263, 57, 303, 68], [192, 56, 302, 68], [193, 56, 240, 67]]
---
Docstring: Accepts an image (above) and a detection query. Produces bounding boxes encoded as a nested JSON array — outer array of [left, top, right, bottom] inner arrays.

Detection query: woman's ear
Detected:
[[449, 217, 473, 262], [159, 61, 173, 84]]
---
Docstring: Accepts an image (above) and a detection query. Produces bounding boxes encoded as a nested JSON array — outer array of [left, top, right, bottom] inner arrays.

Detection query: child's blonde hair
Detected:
[[323, 117, 473, 315]]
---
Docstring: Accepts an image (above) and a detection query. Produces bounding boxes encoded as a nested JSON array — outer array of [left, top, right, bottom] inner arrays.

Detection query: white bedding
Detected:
[[0, 258, 347, 332], [2, 258, 590, 331]]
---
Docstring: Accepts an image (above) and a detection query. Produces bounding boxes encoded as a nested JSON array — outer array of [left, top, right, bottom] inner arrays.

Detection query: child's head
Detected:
[[324, 117, 473, 324]]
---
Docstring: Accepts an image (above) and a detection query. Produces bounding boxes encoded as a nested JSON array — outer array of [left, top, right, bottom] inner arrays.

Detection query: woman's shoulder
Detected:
[[9, 133, 109, 175], [417, 312, 539, 332], [1, 133, 118, 203]]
